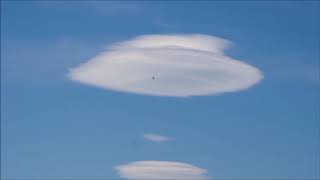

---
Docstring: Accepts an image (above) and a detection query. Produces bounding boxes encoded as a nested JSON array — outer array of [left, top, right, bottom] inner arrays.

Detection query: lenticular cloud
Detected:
[[68, 34, 263, 97], [115, 161, 209, 179]]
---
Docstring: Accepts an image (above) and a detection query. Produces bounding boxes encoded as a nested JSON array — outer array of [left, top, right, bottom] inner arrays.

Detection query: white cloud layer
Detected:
[[115, 161, 209, 179], [143, 133, 172, 142], [68, 34, 263, 97]]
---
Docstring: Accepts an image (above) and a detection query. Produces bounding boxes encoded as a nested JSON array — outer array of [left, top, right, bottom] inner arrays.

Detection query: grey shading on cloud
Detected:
[[68, 34, 263, 97], [115, 161, 209, 179], [143, 133, 172, 142]]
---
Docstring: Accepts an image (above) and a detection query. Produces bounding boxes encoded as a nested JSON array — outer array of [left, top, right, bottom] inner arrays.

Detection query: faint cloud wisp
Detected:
[[143, 133, 172, 142]]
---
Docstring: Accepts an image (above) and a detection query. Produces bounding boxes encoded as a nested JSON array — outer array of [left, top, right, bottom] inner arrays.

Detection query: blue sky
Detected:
[[1, 1, 319, 179]]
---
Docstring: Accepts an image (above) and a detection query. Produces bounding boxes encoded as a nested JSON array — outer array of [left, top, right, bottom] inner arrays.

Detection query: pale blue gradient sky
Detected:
[[1, 1, 319, 179]]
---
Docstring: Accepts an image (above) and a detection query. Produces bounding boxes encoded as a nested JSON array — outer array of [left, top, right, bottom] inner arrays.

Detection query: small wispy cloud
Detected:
[[68, 34, 263, 97], [115, 161, 209, 179], [143, 133, 172, 142]]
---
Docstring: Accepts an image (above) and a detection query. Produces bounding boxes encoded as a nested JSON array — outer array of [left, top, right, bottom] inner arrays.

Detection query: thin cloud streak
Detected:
[[115, 161, 209, 179], [143, 133, 172, 142]]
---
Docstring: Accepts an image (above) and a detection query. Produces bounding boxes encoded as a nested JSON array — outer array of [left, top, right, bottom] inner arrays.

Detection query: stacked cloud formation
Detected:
[[68, 34, 263, 97], [115, 161, 208, 179], [68, 34, 264, 179]]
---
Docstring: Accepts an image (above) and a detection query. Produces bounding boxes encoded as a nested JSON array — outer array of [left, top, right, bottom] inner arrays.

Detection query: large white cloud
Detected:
[[68, 34, 263, 97], [115, 161, 209, 179]]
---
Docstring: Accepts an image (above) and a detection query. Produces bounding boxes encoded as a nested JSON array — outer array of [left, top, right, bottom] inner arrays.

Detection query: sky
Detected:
[[1, 1, 319, 179]]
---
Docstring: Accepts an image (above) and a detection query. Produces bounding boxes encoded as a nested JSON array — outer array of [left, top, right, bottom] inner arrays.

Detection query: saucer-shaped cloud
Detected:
[[115, 161, 209, 179], [68, 34, 263, 97]]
